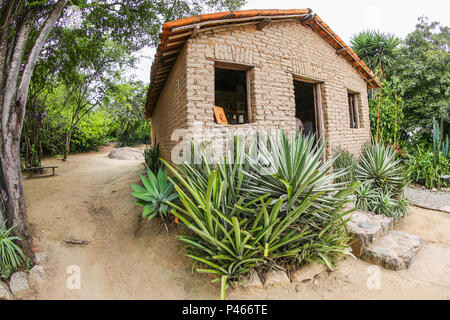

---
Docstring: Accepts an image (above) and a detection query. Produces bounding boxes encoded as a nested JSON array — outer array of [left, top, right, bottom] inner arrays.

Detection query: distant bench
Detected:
[[24, 166, 58, 178]]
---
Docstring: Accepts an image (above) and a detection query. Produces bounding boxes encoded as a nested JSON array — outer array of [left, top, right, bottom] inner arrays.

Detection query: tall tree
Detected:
[[0, 0, 68, 255], [393, 17, 449, 142], [1, 0, 246, 256], [351, 30, 400, 81]]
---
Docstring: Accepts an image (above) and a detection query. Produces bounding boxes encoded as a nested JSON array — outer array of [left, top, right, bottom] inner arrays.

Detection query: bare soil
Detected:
[[24, 145, 450, 300]]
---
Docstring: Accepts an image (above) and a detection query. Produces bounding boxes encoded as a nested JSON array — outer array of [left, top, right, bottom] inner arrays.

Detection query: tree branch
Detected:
[[15, 0, 68, 134]]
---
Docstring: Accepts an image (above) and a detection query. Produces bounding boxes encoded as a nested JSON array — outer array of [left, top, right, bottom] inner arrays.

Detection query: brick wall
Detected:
[[152, 20, 371, 162], [151, 46, 188, 161]]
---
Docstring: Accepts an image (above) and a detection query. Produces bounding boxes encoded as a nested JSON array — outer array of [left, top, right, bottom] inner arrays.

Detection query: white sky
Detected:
[[128, 0, 449, 83]]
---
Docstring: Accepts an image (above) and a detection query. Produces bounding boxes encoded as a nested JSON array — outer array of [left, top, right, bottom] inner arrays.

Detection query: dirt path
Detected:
[[24, 145, 450, 300]]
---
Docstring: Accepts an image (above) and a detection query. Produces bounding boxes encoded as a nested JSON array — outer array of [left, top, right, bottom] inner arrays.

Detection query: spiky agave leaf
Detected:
[[130, 168, 178, 221]]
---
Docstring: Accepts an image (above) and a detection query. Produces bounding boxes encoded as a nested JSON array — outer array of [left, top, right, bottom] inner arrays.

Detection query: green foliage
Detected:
[[131, 169, 179, 222], [144, 144, 162, 174], [442, 135, 449, 158], [406, 146, 450, 189], [69, 112, 110, 152], [355, 143, 410, 220], [392, 18, 449, 141], [368, 80, 405, 146], [357, 143, 410, 195], [160, 132, 357, 299], [102, 79, 151, 148], [0, 222, 26, 280], [333, 148, 358, 185], [350, 30, 400, 79]]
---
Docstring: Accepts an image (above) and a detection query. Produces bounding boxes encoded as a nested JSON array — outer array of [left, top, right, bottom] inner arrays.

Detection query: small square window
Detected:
[[214, 66, 250, 124], [348, 92, 360, 129]]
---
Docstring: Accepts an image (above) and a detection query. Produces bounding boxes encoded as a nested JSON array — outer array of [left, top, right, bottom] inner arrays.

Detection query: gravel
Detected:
[[405, 186, 450, 212]]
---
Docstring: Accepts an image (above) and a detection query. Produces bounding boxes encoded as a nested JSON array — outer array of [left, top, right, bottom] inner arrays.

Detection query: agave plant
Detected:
[[130, 168, 179, 221], [357, 143, 409, 195], [0, 221, 26, 279], [162, 162, 314, 300], [355, 181, 377, 212]]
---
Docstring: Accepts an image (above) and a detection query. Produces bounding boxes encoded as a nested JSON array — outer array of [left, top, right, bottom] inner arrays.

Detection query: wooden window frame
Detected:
[[292, 74, 325, 147], [348, 91, 360, 129], [214, 61, 253, 123]]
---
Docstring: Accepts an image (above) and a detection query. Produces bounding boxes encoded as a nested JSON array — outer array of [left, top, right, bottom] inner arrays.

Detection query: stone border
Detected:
[[233, 263, 329, 291]]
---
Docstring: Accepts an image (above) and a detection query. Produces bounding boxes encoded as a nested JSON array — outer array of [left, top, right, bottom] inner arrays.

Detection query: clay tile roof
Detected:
[[145, 9, 380, 118]]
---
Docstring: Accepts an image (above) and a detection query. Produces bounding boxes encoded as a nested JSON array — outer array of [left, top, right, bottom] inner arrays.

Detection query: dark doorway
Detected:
[[293, 80, 316, 136]]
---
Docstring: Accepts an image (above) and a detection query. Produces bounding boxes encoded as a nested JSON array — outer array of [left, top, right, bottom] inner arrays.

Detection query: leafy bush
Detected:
[[406, 146, 450, 189], [161, 132, 357, 299], [144, 144, 162, 173], [0, 222, 26, 279], [333, 148, 358, 185], [116, 121, 151, 148], [130, 169, 179, 223]]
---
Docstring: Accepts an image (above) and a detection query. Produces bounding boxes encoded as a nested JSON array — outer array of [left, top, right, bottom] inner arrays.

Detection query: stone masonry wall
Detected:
[[178, 21, 371, 158]]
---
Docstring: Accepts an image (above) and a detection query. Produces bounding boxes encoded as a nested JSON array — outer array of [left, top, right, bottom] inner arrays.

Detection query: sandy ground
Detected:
[[23, 145, 450, 300]]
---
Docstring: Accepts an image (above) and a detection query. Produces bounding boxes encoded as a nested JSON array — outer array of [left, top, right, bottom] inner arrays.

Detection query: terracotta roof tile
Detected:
[[145, 9, 380, 118]]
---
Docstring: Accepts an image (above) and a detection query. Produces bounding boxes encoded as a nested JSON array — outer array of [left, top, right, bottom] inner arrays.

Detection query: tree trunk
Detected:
[[0, 138, 32, 256], [0, 0, 67, 257], [63, 127, 73, 161]]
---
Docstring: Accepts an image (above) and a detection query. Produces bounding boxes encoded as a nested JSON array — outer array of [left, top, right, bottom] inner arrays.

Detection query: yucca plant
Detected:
[[240, 132, 358, 266], [357, 143, 409, 195], [0, 221, 26, 279], [131, 168, 179, 222]]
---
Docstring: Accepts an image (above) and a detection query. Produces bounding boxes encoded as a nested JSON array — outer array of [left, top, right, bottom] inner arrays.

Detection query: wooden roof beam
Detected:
[[256, 18, 271, 31]]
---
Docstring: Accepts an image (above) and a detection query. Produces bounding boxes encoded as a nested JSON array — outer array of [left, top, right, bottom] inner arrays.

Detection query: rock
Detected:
[[9, 272, 31, 298], [431, 188, 437, 192], [64, 238, 89, 245], [107, 147, 144, 161], [291, 263, 328, 283], [34, 252, 47, 264], [264, 269, 290, 287], [29, 265, 45, 284], [0, 281, 13, 300], [361, 230, 424, 270], [347, 210, 394, 256], [236, 270, 263, 289]]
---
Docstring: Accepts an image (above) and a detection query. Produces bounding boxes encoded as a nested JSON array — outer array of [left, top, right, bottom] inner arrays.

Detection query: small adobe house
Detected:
[[145, 9, 380, 161]]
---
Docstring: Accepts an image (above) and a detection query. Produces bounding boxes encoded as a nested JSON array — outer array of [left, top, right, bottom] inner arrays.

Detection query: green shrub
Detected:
[[143, 144, 162, 174], [406, 146, 450, 189], [333, 148, 358, 185], [130, 168, 179, 223], [161, 132, 358, 299], [0, 222, 26, 279]]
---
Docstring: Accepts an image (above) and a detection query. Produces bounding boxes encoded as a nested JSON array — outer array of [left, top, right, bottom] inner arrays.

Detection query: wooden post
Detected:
[[394, 95, 398, 150], [353, 95, 360, 129], [376, 94, 382, 143], [314, 83, 325, 151]]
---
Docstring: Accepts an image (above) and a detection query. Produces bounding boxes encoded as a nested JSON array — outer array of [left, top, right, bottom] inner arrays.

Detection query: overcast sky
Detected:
[[128, 0, 449, 83]]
